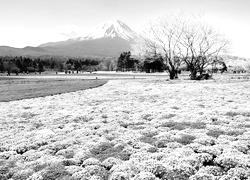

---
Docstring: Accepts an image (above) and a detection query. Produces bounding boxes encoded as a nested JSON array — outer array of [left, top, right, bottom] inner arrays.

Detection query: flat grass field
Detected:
[[0, 77, 107, 102], [1, 73, 250, 179]]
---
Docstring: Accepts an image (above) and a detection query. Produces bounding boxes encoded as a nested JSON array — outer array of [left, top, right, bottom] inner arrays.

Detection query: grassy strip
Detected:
[[0, 78, 107, 102]]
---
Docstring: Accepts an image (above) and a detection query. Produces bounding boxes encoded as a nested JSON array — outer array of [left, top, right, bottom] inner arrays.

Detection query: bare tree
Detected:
[[102, 57, 117, 71], [178, 16, 230, 79], [142, 13, 186, 79], [141, 12, 230, 80]]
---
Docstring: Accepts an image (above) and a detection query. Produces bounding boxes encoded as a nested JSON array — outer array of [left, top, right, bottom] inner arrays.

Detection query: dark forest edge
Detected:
[[0, 52, 248, 81]]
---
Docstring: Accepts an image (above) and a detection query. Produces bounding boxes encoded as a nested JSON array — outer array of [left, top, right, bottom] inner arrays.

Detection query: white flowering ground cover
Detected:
[[0, 75, 250, 180]]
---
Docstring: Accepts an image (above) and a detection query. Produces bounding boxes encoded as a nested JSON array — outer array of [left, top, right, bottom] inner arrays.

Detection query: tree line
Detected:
[[0, 56, 118, 75]]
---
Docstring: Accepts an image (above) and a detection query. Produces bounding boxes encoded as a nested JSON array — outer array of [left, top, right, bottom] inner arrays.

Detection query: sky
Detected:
[[0, 0, 250, 57]]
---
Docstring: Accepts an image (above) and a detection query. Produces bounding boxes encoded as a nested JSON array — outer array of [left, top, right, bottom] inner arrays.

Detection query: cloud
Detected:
[[51, 24, 87, 38]]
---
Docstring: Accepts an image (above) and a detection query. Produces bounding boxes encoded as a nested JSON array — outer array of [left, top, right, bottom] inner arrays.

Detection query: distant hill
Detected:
[[221, 55, 250, 70], [0, 20, 139, 58]]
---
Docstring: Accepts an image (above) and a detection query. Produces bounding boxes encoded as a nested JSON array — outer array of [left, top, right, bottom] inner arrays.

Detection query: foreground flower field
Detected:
[[0, 77, 250, 180]]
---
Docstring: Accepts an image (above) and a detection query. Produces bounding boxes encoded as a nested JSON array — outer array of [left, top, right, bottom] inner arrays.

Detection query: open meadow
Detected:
[[0, 73, 250, 180], [0, 77, 107, 102]]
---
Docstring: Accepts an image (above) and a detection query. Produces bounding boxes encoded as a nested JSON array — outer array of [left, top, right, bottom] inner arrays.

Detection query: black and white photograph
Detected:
[[0, 0, 250, 179]]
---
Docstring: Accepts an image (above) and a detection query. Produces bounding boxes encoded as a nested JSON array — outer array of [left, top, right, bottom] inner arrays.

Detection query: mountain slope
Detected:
[[39, 20, 139, 57], [42, 36, 133, 57], [0, 46, 50, 56], [221, 55, 250, 69], [0, 20, 138, 57]]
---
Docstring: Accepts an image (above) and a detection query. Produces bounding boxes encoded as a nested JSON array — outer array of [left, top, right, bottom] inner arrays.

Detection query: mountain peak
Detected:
[[77, 20, 138, 41]]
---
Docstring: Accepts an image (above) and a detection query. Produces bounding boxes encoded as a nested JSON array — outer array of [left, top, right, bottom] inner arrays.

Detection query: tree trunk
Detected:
[[190, 70, 197, 80], [169, 69, 177, 79]]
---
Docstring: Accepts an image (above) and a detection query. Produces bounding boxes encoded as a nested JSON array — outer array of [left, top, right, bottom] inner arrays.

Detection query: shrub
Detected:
[[85, 165, 109, 179], [226, 167, 250, 179], [0, 160, 17, 179], [144, 162, 167, 178], [65, 165, 83, 175], [32, 163, 48, 172], [140, 129, 158, 137], [81, 158, 101, 167], [72, 165, 108, 180], [11, 168, 34, 180], [161, 163, 196, 180], [133, 172, 156, 180], [189, 173, 215, 180], [138, 136, 156, 146], [119, 121, 145, 129], [160, 121, 185, 130], [161, 114, 176, 119], [225, 111, 250, 117], [226, 129, 245, 137], [61, 159, 78, 166], [142, 114, 154, 121], [102, 157, 123, 170], [225, 111, 241, 117], [196, 166, 224, 177], [171, 106, 179, 110], [89, 142, 129, 161], [56, 149, 75, 159], [73, 150, 92, 164], [175, 134, 196, 145], [194, 136, 216, 146], [160, 121, 206, 130], [73, 115, 93, 123], [10, 67, 21, 74], [89, 142, 115, 155], [40, 163, 71, 180], [214, 153, 239, 170], [154, 139, 172, 148], [206, 129, 225, 138], [109, 172, 129, 180], [110, 161, 140, 176]]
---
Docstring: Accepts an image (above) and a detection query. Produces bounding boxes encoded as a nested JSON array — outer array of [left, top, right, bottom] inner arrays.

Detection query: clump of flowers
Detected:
[[81, 157, 102, 167], [9, 168, 34, 180], [27, 172, 43, 180], [133, 172, 157, 180], [161, 163, 196, 180], [110, 161, 139, 178], [175, 134, 196, 145], [102, 157, 123, 170], [40, 162, 71, 180], [109, 172, 130, 180], [65, 165, 83, 175], [214, 153, 239, 170], [230, 140, 250, 154], [193, 136, 216, 146], [196, 166, 224, 177], [56, 148, 75, 159], [197, 145, 222, 157], [72, 165, 108, 180], [73, 150, 92, 164], [0, 151, 17, 160], [224, 167, 250, 179], [189, 172, 215, 180]]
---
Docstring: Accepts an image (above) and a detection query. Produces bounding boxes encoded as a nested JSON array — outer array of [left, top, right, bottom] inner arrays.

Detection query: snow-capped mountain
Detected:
[[40, 20, 139, 48], [78, 20, 138, 41], [0, 20, 139, 57]]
